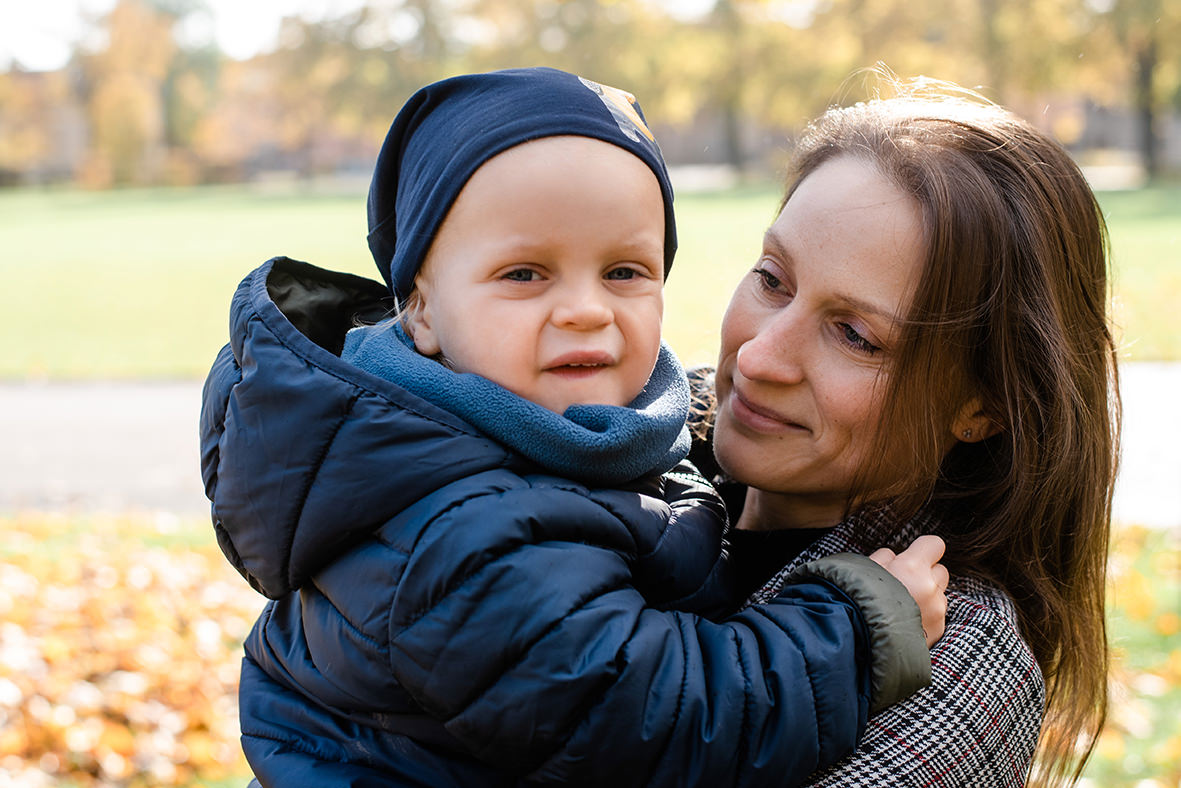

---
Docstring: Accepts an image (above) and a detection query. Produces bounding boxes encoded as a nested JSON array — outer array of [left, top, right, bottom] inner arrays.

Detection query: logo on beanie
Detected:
[[579, 77, 655, 143]]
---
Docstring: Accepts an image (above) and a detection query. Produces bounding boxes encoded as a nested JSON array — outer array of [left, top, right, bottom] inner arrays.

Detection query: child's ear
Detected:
[[951, 397, 1001, 443], [403, 289, 441, 357]]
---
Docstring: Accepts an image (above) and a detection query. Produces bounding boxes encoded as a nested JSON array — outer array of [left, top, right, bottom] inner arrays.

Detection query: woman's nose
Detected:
[[736, 311, 806, 385], [551, 280, 614, 329]]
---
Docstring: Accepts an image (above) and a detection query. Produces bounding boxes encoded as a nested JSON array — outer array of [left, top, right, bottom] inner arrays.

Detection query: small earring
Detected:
[[961, 428, 973, 440]]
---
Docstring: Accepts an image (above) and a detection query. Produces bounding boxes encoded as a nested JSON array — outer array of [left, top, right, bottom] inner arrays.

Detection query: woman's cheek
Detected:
[[829, 372, 890, 472], [718, 279, 759, 361]]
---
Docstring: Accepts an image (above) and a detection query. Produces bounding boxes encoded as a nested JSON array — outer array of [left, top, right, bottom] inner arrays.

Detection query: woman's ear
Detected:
[[402, 287, 441, 357], [952, 397, 1001, 443]]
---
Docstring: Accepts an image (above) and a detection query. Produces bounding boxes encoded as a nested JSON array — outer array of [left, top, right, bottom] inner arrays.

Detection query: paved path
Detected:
[[1111, 362, 1181, 530], [1, 364, 1178, 529], [0, 381, 209, 516]]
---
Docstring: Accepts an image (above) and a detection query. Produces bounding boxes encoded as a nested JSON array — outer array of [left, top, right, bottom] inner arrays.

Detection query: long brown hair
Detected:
[[782, 79, 1120, 786]]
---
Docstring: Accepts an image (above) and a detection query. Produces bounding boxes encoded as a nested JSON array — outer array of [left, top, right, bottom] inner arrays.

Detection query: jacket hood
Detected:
[[200, 257, 523, 598]]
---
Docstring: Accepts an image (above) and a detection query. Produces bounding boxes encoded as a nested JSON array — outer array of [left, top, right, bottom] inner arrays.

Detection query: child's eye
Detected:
[[837, 322, 881, 355], [605, 267, 639, 281], [503, 268, 540, 282]]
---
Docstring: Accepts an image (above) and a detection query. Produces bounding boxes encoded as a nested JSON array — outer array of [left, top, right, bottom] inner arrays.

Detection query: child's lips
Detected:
[[543, 351, 615, 376]]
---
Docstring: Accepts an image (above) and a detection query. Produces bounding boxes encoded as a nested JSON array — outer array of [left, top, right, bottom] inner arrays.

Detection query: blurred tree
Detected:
[[458, 0, 809, 170], [76, 0, 179, 185], [187, 58, 279, 180], [262, 1, 462, 177], [1098, 0, 1180, 177], [797, 0, 1099, 104], [702, 0, 746, 169], [2, 0, 1177, 186], [458, 0, 656, 88], [0, 69, 77, 184]]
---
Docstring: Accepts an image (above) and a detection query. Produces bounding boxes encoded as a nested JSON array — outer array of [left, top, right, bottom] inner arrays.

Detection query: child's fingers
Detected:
[[868, 547, 896, 567], [933, 563, 950, 592], [900, 534, 946, 566]]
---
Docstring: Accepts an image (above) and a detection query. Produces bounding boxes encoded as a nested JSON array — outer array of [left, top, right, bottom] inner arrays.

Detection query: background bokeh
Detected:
[[1, 1, 1178, 786]]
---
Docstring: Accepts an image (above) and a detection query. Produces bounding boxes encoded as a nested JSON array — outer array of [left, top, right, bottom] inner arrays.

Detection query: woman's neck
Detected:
[[735, 487, 846, 531]]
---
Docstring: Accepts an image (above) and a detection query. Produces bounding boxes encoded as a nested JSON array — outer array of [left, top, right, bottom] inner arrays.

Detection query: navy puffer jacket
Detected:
[[201, 258, 929, 787]]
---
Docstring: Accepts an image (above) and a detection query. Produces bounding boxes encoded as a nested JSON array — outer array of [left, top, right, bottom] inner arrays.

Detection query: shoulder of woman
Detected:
[[939, 575, 1044, 706], [802, 575, 1045, 787], [945, 575, 1027, 641]]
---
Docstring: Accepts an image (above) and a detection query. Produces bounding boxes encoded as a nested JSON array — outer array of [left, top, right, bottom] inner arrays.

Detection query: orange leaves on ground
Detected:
[[1091, 525, 1181, 786], [0, 514, 264, 787]]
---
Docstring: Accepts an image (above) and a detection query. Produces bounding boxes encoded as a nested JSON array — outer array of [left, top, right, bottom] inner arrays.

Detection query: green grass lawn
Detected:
[[1099, 186, 1181, 361], [1, 180, 1176, 380]]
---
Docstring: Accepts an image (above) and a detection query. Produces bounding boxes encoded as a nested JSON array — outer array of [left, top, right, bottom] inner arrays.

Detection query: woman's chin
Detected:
[[713, 417, 791, 491]]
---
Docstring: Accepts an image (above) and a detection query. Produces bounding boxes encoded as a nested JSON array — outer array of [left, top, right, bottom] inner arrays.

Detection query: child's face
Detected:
[[407, 136, 666, 414]]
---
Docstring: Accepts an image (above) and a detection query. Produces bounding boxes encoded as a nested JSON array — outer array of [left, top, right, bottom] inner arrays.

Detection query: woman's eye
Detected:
[[503, 268, 540, 282], [752, 266, 782, 291], [838, 322, 880, 355], [605, 267, 639, 281]]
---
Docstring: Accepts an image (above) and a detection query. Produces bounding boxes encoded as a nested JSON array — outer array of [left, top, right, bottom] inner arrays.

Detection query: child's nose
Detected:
[[551, 281, 613, 329]]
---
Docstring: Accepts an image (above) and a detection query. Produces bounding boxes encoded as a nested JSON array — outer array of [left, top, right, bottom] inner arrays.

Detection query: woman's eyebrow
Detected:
[[836, 294, 900, 322], [763, 231, 900, 322], [762, 230, 791, 262]]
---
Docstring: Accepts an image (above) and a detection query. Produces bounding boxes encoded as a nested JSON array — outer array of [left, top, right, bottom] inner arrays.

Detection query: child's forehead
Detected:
[[456, 137, 664, 222], [476, 135, 636, 169]]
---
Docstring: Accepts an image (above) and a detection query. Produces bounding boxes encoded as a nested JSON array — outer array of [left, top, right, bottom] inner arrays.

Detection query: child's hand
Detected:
[[869, 535, 949, 648]]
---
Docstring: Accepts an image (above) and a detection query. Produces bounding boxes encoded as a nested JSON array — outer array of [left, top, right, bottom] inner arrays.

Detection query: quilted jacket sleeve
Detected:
[[380, 477, 885, 787]]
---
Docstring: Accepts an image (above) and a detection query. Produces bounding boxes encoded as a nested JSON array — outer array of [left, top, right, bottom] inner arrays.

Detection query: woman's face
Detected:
[[713, 155, 925, 527]]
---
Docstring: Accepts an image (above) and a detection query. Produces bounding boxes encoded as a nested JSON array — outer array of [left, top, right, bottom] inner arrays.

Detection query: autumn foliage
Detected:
[[0, 514, 262, 787], [2, 0, 1179, 187]]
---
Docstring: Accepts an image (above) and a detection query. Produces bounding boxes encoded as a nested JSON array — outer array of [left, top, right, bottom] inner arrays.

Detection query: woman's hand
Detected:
[[869, 535, 949, 647]]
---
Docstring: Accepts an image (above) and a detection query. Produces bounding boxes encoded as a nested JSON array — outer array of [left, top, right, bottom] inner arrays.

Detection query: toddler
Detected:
[[200, 68, 944, 788]]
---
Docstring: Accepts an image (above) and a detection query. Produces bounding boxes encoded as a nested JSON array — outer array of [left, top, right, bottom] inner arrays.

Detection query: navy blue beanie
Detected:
[[366, 67, 677, 300]]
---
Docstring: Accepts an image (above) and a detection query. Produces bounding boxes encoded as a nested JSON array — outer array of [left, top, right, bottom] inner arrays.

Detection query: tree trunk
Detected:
[[1134, 34, 1158, 178], [721, 96, 744, 173], [714, 0, 744, 172], [980, 0, 1008, 96]]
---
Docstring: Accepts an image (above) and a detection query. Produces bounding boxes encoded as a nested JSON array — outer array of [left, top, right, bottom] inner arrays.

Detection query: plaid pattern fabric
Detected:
[[750, 506, 1045, 787]]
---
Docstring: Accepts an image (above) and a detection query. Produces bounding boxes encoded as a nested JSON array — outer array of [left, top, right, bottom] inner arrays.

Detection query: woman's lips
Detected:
[[729, 386, 809, 434]]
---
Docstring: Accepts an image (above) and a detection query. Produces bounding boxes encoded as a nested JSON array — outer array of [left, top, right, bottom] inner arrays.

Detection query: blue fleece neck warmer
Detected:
[[342, 321, 691, 486], [366, 67, 677, 301]]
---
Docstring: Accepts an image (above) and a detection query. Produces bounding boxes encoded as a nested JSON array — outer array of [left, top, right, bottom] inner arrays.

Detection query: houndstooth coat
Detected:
[[752, 507, 1044, 787], [689, 368, 1045, 787]]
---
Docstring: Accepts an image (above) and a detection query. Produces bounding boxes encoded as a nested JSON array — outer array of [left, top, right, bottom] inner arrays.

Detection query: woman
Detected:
[[209, 79, 1117, 787], [687, 79, 1118, 786]]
